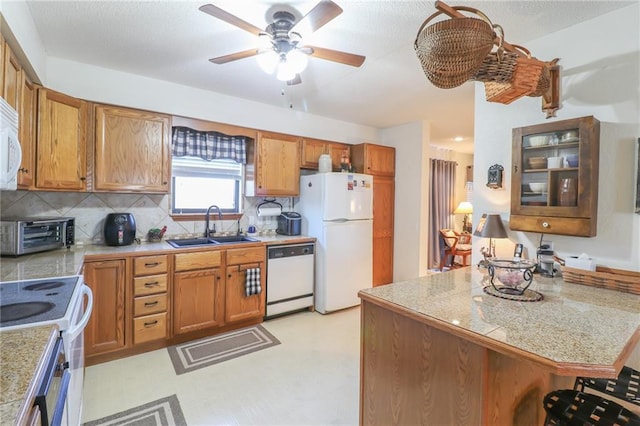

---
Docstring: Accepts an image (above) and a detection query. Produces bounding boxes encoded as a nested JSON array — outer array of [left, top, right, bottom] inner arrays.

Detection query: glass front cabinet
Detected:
[[510, 116, 600, 237]]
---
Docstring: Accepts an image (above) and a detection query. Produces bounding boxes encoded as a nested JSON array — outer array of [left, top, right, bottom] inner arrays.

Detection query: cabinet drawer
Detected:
[[133, 274, 168, 296], [175, 250, 222, 271], [134, 294, 167, 316], [134, 255, 168, 275], [227, 247, 265, 265], [133, 312, 167, 344], [509, 215, 594, 237]]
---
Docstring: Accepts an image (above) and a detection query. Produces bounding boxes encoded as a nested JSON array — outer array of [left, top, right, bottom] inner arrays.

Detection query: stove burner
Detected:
[[0, 302, 55, 324], [23, 281, 65, 291]]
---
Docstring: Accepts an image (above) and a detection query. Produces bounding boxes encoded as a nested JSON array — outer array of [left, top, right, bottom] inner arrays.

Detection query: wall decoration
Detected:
[[486, 164, 504, 189]]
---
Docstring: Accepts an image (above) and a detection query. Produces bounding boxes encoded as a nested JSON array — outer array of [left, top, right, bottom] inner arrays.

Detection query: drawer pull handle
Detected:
[[144, 320, 158, 327], [145, 262, 160, 267], [542, 222, 550, 228], [144, 301, 159, 307], [144, 281, 160, 287]]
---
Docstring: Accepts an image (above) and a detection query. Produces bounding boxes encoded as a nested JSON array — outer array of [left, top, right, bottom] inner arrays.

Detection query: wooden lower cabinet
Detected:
[[173, 250, 224, 335], [132, 254, 169, 344], [83, 259, 127, 357], [225, 246, 266, 323], [173, 269, 224, 334]]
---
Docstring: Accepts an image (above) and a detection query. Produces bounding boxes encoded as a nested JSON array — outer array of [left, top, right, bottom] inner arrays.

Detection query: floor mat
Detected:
[[83, 394, 186, 426], [167, 324, 280, 375]]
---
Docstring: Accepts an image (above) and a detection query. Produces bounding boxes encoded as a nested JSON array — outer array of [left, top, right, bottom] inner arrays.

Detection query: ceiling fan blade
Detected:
[[199, 4, 264, 36], [287, 74, 302, 85], [292, 0, 343, 35], [209, 48, 260, 64], [307, 46, 365, 67]]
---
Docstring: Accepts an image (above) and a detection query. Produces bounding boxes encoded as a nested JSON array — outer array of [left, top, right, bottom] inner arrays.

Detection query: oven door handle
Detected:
[[50, 368, 71, 426], [65, 284, 93, 342]]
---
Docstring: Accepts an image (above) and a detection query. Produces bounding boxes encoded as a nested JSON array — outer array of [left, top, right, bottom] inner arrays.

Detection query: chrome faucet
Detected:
[[204, 205, 222, 237]]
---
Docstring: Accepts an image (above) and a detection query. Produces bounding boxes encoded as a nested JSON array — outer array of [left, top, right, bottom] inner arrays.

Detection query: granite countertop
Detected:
[[0, 326, 59, 425], [0, 234, 315, 282], [359, 267, 640, 376]]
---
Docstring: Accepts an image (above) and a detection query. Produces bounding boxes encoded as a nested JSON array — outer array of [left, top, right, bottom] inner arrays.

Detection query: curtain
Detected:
[[172, 126, 248, 164], [428, 159, 457, 269]]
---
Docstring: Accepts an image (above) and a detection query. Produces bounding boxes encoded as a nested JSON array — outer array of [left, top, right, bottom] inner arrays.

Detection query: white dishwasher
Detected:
[[265, 242, 315, 319]]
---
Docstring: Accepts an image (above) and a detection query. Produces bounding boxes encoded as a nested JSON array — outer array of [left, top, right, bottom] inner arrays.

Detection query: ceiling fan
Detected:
[[199, 1, 366, 85]]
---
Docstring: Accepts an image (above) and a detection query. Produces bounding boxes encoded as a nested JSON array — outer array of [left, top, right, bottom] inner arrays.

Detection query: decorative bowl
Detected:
[[529, 182, 548, 193], [488, 259, 538, 295], [528, 157, 547, 169], [528, 136, 548, 147]]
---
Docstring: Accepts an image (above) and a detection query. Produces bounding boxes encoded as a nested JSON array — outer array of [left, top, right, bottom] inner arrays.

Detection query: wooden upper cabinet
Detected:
[[36, 88, 90, 191], [2, 41, 21, 109], [300, 137, 349, 171], [17, 72, 37, 188], [253, 131, 300, 196], [351, 143, 395, 177], [510, 116, 600, 237], [94, 105, 170, 193]]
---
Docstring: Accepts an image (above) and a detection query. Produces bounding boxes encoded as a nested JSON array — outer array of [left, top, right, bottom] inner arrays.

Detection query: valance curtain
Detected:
[[428, 159, 457, 269], [171, 126, 248, 164]]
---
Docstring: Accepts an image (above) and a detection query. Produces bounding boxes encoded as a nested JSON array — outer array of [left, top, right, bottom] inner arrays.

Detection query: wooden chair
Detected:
[[439, 229, 472, 270]]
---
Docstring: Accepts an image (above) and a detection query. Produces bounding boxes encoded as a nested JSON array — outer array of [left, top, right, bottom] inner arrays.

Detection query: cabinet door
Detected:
[[173, 268, 224, 334], [2, 42, 20, 109], [255, 132, 300, 196], [83, 259, 127, 356], [17, 72, 36, 188], [225, 263, 265, 323], [365, 144, 395, 176], [300, 138, 349, 171], [94, 105, 170, 193], [36, 88, 89, 190], [373, 176, 395, 286], [510, 116, 599, 237]]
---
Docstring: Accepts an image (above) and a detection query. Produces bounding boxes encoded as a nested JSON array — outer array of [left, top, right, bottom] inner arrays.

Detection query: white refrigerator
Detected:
[[297, 172, 373, 313]]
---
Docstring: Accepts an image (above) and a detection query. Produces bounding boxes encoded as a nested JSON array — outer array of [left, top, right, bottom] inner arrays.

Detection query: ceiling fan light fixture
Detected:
[[276, 60, 297, 82], [257, 50, 279, 74], [287, 49, 309, 74]]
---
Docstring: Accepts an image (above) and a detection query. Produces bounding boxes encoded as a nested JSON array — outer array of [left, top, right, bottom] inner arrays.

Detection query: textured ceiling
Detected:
[[24, 0, 634, 153]]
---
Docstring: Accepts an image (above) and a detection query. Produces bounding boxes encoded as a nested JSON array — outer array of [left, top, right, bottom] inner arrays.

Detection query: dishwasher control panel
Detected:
[[268, 243, 314, 259]]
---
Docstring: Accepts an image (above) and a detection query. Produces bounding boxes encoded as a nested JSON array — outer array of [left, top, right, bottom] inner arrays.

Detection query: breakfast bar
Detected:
[[358, 267, 640, 425]]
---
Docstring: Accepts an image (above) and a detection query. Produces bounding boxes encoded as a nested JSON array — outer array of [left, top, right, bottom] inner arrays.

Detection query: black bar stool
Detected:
[[575, 366, 640, 407], [543, 390, 640, 425]]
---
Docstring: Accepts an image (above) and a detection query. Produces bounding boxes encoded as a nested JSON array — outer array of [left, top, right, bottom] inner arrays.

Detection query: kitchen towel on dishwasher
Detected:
[[245, 268, 261, 296]]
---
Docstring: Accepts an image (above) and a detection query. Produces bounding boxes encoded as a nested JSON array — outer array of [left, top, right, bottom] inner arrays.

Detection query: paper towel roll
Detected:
[[257, 206, 282, 217]]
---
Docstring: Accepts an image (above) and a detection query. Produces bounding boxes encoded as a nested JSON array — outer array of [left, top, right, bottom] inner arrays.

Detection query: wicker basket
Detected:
[[414, 6, 495, 89], [562, 266, 640, 295], [471, 48, 519, 83], [483, 53, 545, 104]]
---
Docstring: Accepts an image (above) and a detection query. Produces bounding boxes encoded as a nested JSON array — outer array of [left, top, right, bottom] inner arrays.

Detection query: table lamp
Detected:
[[473, 213, 508, 267], [454, 201, 473, 233]]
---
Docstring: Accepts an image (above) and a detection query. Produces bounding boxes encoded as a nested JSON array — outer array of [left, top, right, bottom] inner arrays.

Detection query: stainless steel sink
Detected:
[[166, 235, 259, 248], [166, 238, 218, 248], [210, 235, 259, 244]]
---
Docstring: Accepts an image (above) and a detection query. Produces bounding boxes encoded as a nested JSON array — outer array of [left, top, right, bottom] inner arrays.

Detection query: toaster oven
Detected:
[[0, 217, 75, 256]]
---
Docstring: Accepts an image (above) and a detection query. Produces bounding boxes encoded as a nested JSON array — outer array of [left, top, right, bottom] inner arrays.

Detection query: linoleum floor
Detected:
[[82, 306, 360, 425]]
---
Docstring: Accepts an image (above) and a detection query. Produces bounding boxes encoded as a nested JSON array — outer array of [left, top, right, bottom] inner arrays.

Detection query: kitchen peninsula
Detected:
[[358, 267, 640, 425]]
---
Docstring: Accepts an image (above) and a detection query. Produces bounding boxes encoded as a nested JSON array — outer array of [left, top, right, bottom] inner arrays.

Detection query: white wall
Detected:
[[473, 3, 640, 270], [380, 121, 431, 280]]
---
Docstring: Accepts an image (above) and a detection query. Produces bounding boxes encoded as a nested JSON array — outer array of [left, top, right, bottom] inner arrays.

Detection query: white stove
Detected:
[[1, 275, 93, 426]]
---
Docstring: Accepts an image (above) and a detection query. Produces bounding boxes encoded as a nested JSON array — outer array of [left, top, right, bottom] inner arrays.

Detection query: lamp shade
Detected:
[[454, 201, 473, 214], [473, 214, 508, 238]]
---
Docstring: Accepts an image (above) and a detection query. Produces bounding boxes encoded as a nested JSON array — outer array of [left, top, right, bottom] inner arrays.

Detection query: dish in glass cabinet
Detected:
[[528, 136, 548, 147]]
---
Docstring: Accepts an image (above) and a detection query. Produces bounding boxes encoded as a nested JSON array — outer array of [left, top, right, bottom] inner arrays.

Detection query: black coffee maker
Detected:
[[103, 213, 136, 246]]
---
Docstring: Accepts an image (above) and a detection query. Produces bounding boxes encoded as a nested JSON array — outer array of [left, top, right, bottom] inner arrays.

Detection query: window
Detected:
[[171, 156, 243, 215]]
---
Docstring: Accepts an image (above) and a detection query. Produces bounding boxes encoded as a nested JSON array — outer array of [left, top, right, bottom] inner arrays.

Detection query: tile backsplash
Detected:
[[0, 191, 293, 244]]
